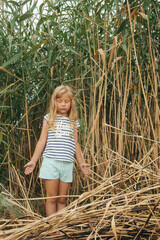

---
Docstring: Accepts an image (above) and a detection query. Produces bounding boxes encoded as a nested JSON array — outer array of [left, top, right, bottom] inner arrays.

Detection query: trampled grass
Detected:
[[0, 0, 159, 239]]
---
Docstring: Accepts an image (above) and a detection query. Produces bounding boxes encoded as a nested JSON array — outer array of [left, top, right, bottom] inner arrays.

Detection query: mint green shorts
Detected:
[[39, 158, 73, 182]]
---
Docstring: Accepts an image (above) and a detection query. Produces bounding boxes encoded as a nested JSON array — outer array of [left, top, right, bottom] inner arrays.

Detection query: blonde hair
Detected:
[[48, 85, 78, 130]]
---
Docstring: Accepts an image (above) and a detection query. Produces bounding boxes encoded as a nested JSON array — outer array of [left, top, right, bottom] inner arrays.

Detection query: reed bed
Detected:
[[1, 152, 160, 240], [0, 0, 159, 239]]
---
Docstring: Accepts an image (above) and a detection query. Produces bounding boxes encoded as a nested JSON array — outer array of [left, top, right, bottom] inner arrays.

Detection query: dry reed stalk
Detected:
[[127, 0, 155, 141], [1, 1, 159, 239], [10, 165, 33, 213], [1, 159, 160, 239], [147, 17, 159, 162]]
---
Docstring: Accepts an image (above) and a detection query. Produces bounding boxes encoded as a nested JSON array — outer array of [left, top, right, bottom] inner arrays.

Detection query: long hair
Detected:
[[48, 85, 78, 130]]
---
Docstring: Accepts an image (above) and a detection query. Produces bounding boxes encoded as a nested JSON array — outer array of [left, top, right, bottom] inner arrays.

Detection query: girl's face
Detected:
[[56, 92, 71, 117]]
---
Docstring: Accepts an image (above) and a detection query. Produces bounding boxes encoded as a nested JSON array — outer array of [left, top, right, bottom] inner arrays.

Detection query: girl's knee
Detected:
[[57, 197, 66, 204], [46, 198, 57, 204]]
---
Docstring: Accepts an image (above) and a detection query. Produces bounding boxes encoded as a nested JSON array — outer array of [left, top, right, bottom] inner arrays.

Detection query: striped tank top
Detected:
[[43, 114, 80, 162]]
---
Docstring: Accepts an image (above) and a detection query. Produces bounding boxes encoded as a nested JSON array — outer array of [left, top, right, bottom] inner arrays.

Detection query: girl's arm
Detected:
[[24, 119, 48, 175], [74, 129, 91, 175]]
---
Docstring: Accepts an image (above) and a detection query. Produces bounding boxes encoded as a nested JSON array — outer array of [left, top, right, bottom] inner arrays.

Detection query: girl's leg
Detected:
[[57, 181, 71, 211], [45, 179, 59, 216]]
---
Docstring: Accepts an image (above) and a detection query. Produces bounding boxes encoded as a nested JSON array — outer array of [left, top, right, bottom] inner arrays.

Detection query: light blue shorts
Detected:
[[39, 158, 73, 182]]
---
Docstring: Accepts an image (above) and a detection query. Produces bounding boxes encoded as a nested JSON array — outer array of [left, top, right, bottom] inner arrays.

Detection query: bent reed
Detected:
[[0, 0, 159, 239]]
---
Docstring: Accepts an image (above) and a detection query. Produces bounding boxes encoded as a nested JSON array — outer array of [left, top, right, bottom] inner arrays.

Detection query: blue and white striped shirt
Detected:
[[43, 114, 80, 162]]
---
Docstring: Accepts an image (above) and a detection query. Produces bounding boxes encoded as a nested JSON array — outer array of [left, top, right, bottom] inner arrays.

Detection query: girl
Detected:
[[24, 85, 90, 216]]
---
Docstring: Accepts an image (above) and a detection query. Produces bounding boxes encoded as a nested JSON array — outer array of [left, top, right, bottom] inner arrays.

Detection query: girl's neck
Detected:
[[57, 113, 69, 117]]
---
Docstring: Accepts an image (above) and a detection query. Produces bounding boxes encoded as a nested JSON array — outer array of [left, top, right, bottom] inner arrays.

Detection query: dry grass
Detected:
[[0, 1, 159, 239], [1, 151, 160, 240]]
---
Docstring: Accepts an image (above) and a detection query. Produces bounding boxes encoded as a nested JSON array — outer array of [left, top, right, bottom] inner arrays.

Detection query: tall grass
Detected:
[[0, 0, 159, 215]]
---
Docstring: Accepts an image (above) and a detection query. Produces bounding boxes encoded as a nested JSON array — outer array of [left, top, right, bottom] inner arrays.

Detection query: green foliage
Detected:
[[0, 0, 159, 211]]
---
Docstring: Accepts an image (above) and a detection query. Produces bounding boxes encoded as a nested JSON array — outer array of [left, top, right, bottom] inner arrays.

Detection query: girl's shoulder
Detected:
[[76, 119, 80, 128], [72, 119, 80, 128], [44, 113, 49, 121]]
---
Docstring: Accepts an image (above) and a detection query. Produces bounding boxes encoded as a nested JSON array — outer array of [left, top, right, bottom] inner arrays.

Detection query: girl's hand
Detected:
[[24, 161, 36, 175], [79, 163, 91, 175]]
